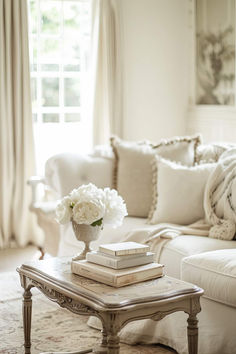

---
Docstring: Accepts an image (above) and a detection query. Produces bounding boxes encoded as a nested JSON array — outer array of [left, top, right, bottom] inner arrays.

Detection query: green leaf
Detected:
[[91, 218, 103, 227]]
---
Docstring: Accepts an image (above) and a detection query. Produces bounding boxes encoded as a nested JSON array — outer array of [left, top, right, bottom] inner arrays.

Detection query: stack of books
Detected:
[[71, 242, 164, 287]]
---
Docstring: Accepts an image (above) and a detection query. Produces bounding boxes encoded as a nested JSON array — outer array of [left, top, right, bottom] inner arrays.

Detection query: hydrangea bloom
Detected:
[[102, 188, 128, 227], [55, 196, 72, 224], [55, 183, 127, 228], [73, 200, 105, 225]]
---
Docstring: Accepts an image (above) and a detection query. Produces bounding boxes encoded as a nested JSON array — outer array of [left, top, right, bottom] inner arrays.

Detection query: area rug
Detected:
[[0, 272, 176, 354]]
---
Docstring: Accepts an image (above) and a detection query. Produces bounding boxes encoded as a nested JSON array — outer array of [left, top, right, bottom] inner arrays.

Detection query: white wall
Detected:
[[121, 0, 189, 142]]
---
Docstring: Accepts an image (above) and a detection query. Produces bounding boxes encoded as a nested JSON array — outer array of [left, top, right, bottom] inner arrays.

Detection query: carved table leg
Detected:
[[187, 314, 198, 354], [93, 327, 108, 353], [23, 289, 32, 354], [107, 332, 120, 354], [101, 328, 108, 348]]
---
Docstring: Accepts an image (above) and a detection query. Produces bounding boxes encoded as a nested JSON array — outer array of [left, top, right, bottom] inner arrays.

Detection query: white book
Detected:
[[86, 251, 155, 269], [71, 260, 164, 287], [99, 242, 150, 256]]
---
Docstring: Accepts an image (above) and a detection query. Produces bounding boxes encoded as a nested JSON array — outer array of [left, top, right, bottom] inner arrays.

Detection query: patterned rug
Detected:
[[0, 272, 176, 354]]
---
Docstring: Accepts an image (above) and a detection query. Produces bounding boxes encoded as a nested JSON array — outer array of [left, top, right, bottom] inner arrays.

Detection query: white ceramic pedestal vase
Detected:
[[71, 220, 101, 261]]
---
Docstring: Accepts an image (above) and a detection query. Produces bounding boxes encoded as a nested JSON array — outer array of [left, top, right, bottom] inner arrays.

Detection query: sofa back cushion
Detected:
[[45, 153, 114, 197], [111, 135, 201, 218]]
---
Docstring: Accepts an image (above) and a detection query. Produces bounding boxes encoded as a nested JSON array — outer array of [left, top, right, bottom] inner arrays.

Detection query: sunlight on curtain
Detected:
[[0, 0, 43, 248]]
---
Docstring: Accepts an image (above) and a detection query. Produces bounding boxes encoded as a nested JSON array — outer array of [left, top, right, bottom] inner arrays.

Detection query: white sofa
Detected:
[[29, 141, 236, 354]]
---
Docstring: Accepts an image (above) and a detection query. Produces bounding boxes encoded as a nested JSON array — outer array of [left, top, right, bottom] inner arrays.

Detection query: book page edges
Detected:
[[71, 261, 164, 287], [86, 252, 155, 269], [73, 260, 163, 275], [99, 246, 150, 256], [88, 251, 155, 260]]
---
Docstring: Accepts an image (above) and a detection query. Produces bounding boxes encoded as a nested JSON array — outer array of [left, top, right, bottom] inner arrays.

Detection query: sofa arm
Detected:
[[27, 176, 46, 209], [27, 176, 58, 212], [45, 153, 114, 197], [27, 176, 60, 257]]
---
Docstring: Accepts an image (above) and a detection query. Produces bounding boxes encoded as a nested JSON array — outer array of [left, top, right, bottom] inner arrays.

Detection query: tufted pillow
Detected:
[[45, 153, 114, 197], [149, 157, 216, 225], [111, 135, 201, 218]]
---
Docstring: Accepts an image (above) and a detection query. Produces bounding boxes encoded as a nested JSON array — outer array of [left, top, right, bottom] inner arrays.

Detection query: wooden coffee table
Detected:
[[17, 257, 203, 354]]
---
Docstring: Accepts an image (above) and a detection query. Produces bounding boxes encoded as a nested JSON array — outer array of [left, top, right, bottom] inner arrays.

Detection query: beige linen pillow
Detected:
[[111, 135, 201, 218], [149, 157, 216, 225], [152, 136, 200, 166]]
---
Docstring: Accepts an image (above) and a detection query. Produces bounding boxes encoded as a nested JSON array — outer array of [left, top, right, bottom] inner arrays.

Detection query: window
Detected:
[[28, 0, 91, 173]]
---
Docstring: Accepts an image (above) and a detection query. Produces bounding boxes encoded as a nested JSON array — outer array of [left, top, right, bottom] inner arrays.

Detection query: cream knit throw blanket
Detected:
[[122, 221, 210, 261], [204, 148, 236, 240]]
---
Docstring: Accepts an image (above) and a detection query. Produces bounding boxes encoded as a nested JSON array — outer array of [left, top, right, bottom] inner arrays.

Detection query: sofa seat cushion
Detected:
[[182, 249, 236, 307], [159, 235, 236, 279]]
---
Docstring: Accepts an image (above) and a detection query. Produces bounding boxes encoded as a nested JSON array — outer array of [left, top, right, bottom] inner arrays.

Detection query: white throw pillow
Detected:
[[196, 143, 234, 164], [111, 135, 201, 217], [152, 136, 200, 166], [149, 157, 216, 225]]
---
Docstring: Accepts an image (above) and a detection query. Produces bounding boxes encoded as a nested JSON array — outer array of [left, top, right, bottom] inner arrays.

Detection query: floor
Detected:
[[0, 244, 42, 272]]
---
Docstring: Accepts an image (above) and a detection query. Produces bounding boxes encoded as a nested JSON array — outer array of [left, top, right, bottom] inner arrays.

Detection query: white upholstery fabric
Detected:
[[57, 216, 149, 257], [91, 145, 114, 158], [182, 249, 236, 307], [45, 153, 114, 197], [118, 297, 236, 354], [34, 201, 58, 215], [159, 236, 236, 279]]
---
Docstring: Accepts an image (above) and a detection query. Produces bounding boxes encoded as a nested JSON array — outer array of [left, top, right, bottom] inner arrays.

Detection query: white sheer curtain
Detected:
[[0, 0, 43, 248], [91, 0, 123, 145]]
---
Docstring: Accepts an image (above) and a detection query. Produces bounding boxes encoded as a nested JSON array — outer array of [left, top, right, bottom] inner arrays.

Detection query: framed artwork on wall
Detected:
[[195, 0, 235, 106], [187, 0, 236, 143]]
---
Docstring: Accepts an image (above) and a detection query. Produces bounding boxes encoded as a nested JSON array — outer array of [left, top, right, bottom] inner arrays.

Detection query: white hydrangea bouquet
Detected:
[[55, 183, 127, 260], [56, 183, 127, 228]]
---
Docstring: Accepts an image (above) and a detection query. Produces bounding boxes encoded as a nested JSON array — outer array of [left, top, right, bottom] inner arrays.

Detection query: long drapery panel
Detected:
[[91, 0, 123, 145], [0, 0, 43, 248]]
